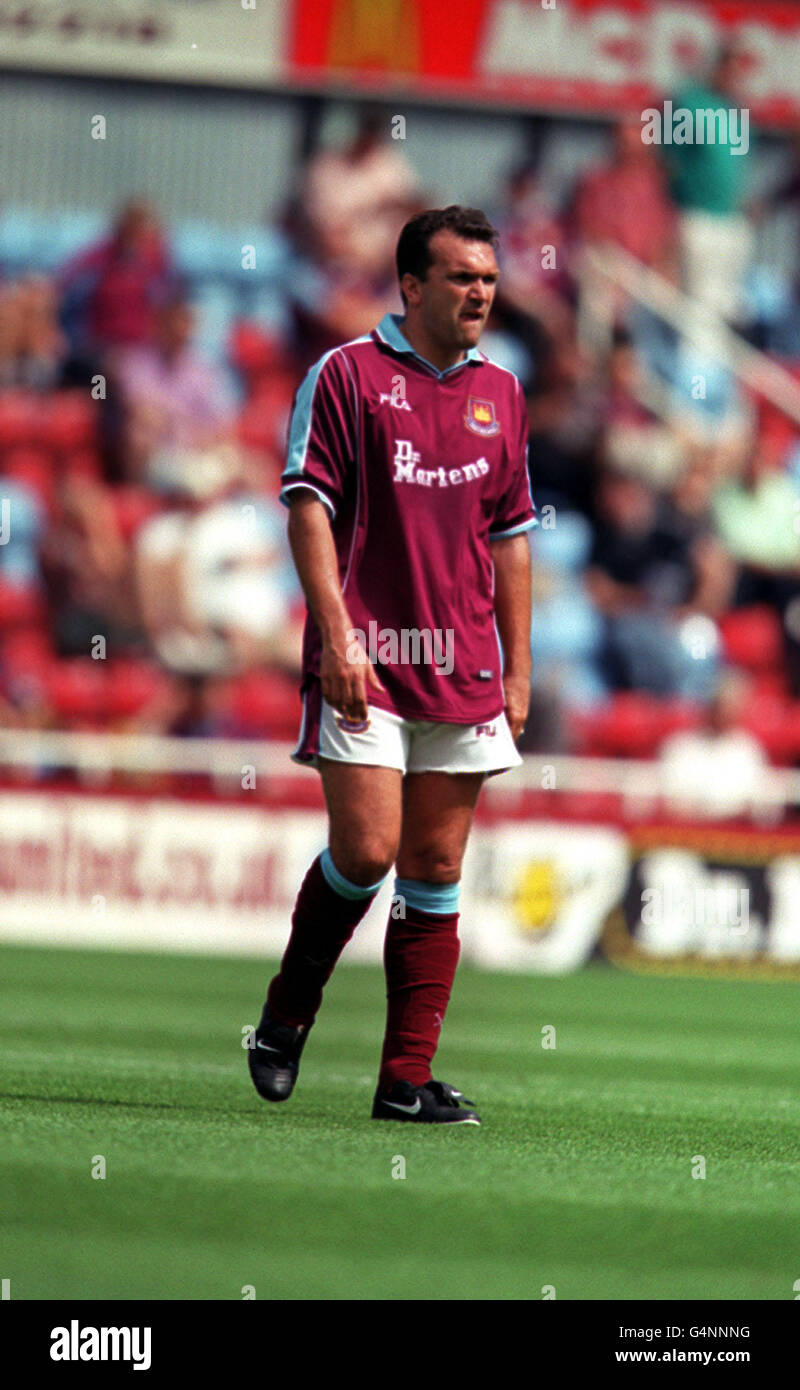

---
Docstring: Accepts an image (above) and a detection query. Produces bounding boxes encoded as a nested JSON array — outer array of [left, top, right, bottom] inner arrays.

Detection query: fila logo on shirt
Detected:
[[378, 391, 412, 411], [393, 438, 490, 488]]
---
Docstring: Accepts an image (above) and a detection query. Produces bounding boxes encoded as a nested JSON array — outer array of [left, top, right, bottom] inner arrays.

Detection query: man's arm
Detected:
[[585, 565, 646, 615], [491, 531, 532, 742], [287, 489, 384, 722]]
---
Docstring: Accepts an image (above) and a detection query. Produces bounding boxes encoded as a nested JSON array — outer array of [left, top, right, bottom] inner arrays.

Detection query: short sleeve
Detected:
[[489, 377, 538, 540], [280, 349, 356, 518]]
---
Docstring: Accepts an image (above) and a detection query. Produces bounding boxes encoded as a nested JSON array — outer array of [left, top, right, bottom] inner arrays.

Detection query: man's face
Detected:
[[715, 51, 748, 102], [403, 229, 499, 354]]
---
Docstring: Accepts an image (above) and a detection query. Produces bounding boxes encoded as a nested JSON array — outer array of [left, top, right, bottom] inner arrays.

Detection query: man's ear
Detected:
[[400, 273, 421, 308]]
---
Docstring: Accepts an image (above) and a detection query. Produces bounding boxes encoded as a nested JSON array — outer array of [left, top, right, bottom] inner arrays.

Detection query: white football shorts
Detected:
[[294, 687, 522, 776]]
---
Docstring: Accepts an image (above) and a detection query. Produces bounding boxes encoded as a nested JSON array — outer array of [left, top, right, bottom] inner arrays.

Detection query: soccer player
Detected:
[[248, 206, 536, 1124]]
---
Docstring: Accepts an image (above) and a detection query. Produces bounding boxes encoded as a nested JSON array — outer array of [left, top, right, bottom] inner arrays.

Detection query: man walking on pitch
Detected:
[[248, 207, 536, 1125]]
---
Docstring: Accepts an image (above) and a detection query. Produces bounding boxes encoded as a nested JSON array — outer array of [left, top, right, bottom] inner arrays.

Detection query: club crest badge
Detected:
[[336, 714, 371, 734], [464, 397, 500, 436]]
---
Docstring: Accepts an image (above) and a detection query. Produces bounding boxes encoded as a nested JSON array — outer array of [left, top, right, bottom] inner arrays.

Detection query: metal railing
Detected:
[[578, 240, 800, 426], [0, 727, 797, 820]]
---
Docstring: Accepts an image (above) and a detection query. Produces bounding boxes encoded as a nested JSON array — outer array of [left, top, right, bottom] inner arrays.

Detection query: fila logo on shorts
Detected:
[[393, 439, 490, 489], [475, 722, 498, 738]]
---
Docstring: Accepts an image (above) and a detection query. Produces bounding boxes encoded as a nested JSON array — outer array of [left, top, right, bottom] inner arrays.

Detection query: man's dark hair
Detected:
[[396, 206, 499, 305]]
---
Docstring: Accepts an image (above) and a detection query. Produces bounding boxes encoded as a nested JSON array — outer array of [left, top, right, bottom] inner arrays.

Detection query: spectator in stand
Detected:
[[586, 463, 720, 698], [526, 509, 606, 746], [749, 115, 800, 233], [0, 633, 56, 737], [491, 158, 573, 387], [110, 292, 239, 491], [58, 198, 172, 370], [525, 328, 677, 518], [712, 426, 800, 692], [661, 450, 736, 616], [288, 105, 422, 366], [599, 327, 687, 490], [659, 669, 767, 820], [663, 41, 753, 325], [746, 118, 800, 356], [0, 283, 18, 385], [133, 449, 302, 682], [525, 337, 606, 517], [0, 473, 44, 589], [39, 474, 142, 658], [571, 115, 677, 274], [302, 104, 421, 280], [0, 276, 68, 391]]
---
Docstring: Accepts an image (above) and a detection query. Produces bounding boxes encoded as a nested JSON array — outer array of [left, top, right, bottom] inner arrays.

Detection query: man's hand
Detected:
[[502, 669, 531, 743], [491, 530, 533, 743], [321, 635, 385, 724]]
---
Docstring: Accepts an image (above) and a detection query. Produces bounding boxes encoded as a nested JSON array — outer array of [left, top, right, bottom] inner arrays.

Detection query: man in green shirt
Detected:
[[664, 42, 753, 324]]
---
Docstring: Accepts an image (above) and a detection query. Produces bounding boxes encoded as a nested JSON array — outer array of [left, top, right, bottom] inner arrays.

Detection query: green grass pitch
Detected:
[[1, 942, 798, 1301]]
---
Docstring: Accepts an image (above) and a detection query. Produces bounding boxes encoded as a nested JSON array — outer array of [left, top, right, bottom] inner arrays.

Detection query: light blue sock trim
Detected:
[[394, 877, 461, 915], [320, 848, 386, 901]]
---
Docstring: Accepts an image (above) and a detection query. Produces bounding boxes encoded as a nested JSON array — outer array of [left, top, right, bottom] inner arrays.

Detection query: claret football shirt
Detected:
[[280, 313, 537, 724]]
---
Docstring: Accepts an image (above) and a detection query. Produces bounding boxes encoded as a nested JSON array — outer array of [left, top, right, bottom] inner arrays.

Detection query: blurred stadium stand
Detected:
[[3, 5, 800, 821]]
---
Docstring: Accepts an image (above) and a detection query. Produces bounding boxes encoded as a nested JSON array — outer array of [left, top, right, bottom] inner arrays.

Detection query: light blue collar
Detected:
[[374, 313, 481, 378]]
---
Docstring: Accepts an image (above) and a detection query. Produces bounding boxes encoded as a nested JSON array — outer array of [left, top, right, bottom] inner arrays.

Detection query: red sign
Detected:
[[289, 0, 800, 124]]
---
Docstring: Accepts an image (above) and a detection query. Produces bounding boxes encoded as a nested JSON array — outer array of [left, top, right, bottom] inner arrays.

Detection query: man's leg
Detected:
[[378, 771, 484, 1090], [266, 761, 403, 1027]]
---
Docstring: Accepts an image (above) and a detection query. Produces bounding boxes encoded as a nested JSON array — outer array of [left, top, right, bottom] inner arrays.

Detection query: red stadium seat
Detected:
[[606, 695, 666, 758], [110, 487, 164, 541], [45, 657, 107, 721], [754, 384, 800, 469], [104, 658, 168, 719], [229, 322, 285, 381], [652, 699, 704, 744], [569, 693, 666, 758], [0, 577, 47, 629], [40, 392, 98, 454], [1, 628, 53, 671], [750, 668, 789, 700], [739, 694, 800, 765], [719, 606, 784, 673], [0, 628, 53, 711], [64, 449, 103, 483], [2, 446, 57, 514], [236, 374, 296, 455], [229, 670, 300, 739], [566, 707, 604, 756], [0, 391, 44, 448]]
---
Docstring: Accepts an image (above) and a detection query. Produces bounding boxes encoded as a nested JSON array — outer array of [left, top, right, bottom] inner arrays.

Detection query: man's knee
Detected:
[[329, 834, 398, 888]]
